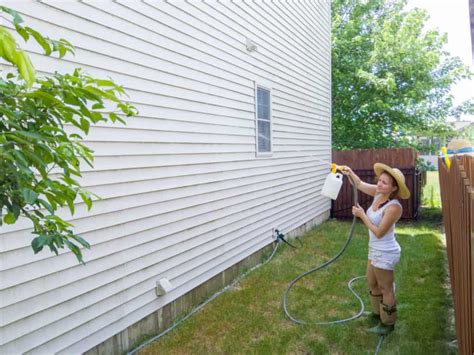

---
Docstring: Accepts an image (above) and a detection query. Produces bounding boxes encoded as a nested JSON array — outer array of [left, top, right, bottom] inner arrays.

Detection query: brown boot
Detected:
[[367, 302, 397, 335]]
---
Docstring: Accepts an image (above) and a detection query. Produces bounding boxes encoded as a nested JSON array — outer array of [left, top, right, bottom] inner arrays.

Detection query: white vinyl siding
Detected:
[[0, 0, 332, 353]]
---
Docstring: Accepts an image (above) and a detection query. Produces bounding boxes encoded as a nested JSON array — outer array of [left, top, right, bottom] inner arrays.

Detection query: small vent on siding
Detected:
[[156, 278, 173, 296]]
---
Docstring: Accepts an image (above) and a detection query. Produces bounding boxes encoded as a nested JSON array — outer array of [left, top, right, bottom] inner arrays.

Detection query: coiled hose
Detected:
[[282, 174, 386, 353], [129, 173, 386, 354], [282, 174, 362, 324]]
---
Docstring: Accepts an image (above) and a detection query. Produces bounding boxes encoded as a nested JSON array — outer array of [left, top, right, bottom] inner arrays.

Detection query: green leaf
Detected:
[[10, 150, 30, 167], [75, 87, 103, 102], [0, 6, 23, 25], [92, 102, 105, 110], [31, 234, 48, 253], [5, 132, 30, 145], [69, 133, 84, 139], [16, 130, 46, 141], [0, 27, 20, 63], [79, 191, 93, 210], [49, 243, 59, 255], [23, 150, 47, 170], [14, 23, 29, 41], [72, 235, 91, 248], [62, 174, 80, 186], [12, 203, 20, 219], [0, 106, 16, 119], [26, 26, 51, 55], [80, 117, 90, 134], [58, 46, 66, 58], [64, 239, 84, 263], [26, 91, 63, 106], [66, 198, 75, 215], [21, 188, 39, 204], [17, 50, 36, 87], [34, 144, 55, 164], [38, 198, 54, 214], [109, 112, 119, 122], [63, 91, 81, 106], [95, 79, 117, 87]]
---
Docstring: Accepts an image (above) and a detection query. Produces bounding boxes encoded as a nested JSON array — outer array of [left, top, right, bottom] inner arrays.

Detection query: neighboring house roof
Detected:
[[452, 120, 474, 131]]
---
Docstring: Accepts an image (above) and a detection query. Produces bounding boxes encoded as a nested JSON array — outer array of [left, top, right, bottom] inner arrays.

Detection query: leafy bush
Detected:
[[0, 7, 137, 262], [416, 157, 436, 172]]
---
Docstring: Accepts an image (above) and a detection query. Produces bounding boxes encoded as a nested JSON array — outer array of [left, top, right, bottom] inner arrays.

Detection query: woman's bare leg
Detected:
[[367, 261, 383, 316], [367, 260, 381, 294], [373, 267, 395, 306]]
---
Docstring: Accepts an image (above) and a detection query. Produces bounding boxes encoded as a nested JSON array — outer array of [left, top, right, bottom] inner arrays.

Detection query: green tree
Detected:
[[0, 7, 137, 262], [332, 0, 474, 150]]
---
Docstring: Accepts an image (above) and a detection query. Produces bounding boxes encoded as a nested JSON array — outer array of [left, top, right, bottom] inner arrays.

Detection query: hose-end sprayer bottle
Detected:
[[321, 164, 345, 200]]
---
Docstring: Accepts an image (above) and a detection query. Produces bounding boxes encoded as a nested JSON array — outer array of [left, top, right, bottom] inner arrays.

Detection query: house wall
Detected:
[[419, 155, 439, 169], [0, 0, 332, 353]]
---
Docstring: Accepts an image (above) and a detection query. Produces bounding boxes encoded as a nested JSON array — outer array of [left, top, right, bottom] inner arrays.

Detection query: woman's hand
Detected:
[[341, 166, 353, 176], [352, 203, 365, 218]]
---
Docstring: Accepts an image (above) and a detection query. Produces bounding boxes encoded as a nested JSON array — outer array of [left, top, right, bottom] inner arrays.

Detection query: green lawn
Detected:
[[422, 171, 442, 208], [139, 175, 454, 354]]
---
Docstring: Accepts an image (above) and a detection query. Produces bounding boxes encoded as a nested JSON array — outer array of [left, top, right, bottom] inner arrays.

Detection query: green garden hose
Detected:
[[282, 174, 386, 353]]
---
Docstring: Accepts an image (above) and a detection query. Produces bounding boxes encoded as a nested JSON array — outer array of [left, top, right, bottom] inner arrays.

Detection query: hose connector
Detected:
[[274, 229, 297, 248]]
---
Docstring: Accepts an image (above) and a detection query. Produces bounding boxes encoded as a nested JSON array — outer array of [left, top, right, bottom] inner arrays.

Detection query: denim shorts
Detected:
[[368, 248, 400, 270]]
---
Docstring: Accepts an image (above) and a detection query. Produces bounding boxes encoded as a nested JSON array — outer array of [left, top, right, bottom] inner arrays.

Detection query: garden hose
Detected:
[[127, 239, 282, 355], [128, 165, 387, 354], [282, 174, 363, 324], [282, 173, 386, 353]]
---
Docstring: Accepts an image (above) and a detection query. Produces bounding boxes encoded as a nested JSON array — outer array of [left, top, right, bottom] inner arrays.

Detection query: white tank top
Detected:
[[366, 194, 402, 252]]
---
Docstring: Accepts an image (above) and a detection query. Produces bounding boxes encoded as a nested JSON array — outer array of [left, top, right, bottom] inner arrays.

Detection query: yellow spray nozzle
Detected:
[[331, 163, 345, 174], [441, 147, 451, 169]]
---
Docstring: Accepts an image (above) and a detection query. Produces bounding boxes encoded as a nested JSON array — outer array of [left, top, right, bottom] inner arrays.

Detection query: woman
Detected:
[[342, 163, 410, 335]]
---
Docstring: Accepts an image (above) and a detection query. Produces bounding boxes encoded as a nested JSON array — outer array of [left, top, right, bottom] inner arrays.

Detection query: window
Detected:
[[256, 85, 272, 154]]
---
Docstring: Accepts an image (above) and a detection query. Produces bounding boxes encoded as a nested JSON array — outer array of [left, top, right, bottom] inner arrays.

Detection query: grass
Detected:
[[422, 171, 442, 208], [139, 173, 454, 354]]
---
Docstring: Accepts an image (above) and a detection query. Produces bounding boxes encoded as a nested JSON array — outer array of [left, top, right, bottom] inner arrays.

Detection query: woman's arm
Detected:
[[341, 166, 377, 197], [352, 204, 402, 238]]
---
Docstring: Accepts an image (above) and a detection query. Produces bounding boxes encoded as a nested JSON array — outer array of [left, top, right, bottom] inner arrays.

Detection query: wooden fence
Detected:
[[331, 148, 423, 219], [438, 154, 473, 355]]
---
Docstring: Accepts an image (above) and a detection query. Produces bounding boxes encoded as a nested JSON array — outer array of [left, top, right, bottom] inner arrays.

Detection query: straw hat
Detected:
[[447, 138, 473, 154], [373, 163, 411, 199]]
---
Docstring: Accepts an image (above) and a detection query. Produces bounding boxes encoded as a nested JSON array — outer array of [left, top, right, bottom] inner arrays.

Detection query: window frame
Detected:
[[254, 83, 273, 157]]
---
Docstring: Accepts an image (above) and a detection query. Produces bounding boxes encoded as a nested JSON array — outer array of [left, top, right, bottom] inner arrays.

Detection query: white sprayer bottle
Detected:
[[321, 164, 344, 200]]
